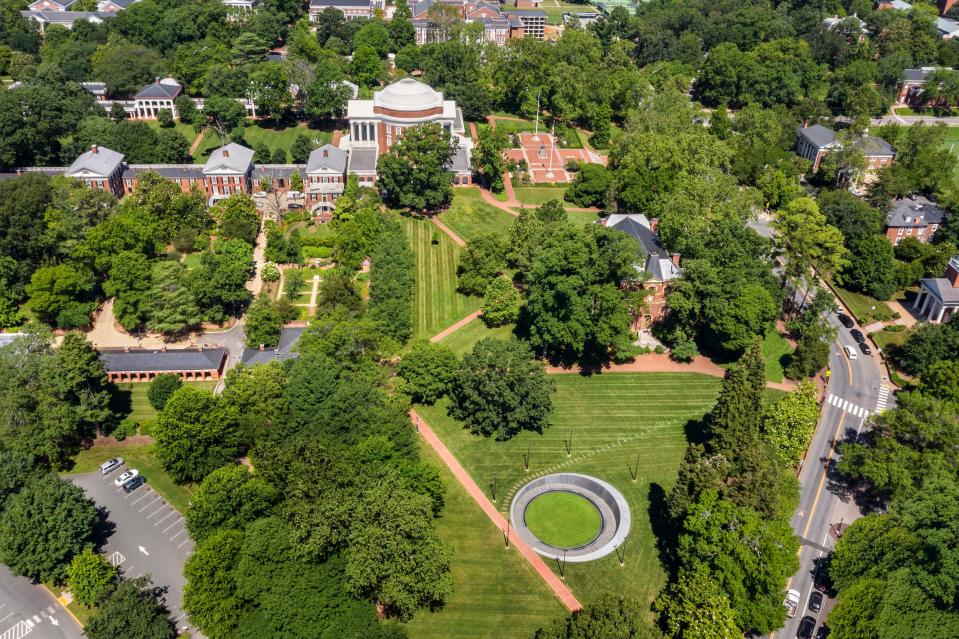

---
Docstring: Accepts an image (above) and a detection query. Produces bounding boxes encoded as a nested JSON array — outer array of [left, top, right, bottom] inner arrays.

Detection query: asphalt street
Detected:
[[773, 309, 890, 639], [70, 466, 196, 637], [0, 566, 82, 639]]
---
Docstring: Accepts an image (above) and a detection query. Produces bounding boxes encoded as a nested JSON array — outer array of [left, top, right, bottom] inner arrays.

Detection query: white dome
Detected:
[[374, 78, 443, 111]]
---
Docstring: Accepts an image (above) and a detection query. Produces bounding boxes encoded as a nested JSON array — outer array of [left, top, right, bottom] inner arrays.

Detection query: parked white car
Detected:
[[114, 468, 139, 487], [99, 457, 123, 475], [843, 345, 858, 360]]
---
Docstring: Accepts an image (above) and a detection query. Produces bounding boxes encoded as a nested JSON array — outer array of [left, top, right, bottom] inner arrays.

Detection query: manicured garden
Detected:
[[401, 216, 483, 339], [524, 491, 602, 548], [406, 441, 565, 639], [512, 187, 569, 207], [69, 443, 195, 514], [438, 188, 515, 241], [416, 372, 724, 605]]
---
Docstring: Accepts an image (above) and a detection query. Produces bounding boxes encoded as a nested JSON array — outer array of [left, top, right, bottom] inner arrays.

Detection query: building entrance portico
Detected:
[[914, 256, 959, 323]]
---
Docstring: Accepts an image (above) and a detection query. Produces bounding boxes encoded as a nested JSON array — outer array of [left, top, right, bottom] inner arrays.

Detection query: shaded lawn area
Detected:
[[939, 126, 959, 185], [108, 381, 217, 437], [438, 318, 517, 356], [512, 187, 569, 207], [870, 327, 912, 352], [510, 208, 600, 227], [832, 284, 895, 324], [401, 216, 483, 339], [191, 129, 226, 163], [242, 124, 333, 159], [761, 329, 792, 383], [145, 120, 200, 148], [182, 251, 204, 269], [415, 372, 724, 606], [405, 440, 565, 639], [69, 444, 195, 514], [438, 189, 515, 241]]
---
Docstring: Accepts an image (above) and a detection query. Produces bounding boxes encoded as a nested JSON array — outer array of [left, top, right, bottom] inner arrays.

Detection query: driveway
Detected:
[[0, 566, 82, 639], [70, 468, 196, 636]]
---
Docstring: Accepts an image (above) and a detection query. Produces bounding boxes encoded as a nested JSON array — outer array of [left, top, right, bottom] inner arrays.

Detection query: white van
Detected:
[[843, 345, 857, 360]]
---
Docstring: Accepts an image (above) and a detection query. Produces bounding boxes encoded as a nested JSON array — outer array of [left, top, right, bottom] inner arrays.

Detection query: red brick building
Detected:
[[884, 196, 945, 245], [99, 347, 227, 383]]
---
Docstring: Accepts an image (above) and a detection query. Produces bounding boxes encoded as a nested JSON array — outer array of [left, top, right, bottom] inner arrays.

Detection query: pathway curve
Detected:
[[429, 216, 466, 247], [188, 129, 206, 156], [411, 409, 582, 612], [429, 310, 481, 342]]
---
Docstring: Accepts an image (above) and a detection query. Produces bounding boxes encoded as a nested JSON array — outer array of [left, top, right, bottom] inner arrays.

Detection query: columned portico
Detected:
[[915, 260, 959, 323]]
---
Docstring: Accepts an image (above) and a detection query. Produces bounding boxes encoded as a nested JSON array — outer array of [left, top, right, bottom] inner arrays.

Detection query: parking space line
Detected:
[[131, 490, 154, 505], [154, 511, 177, 526], [177, 539, 191, 549], [170, 529, 187, 541], [146, 505, 168, 519], [162, 518, 184, 533], [139, 496, 162, 512], [0, 612, 12, 624]]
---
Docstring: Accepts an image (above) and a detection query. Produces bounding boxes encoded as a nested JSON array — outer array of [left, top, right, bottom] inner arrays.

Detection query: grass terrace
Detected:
[[241, 124, 333, 159], [438, 189, 515, 241], [512, 187, 570, 207], [415, 372, 724, 605], [406, 441, 565, 639], [401, 216, 482, 339], [832, 284, 896, 324], [438, 318, 517, 356]]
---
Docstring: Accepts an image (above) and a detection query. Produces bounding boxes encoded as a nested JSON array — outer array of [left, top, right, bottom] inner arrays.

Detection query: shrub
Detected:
[[261, 262, 280, 283], [148, 373, 183, 411], [481, 276, 521, 327], [670, 337, 699, 362]]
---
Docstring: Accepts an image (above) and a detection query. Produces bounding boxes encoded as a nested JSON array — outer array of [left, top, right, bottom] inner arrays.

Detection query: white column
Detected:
[[914, 289, 925, 309], [927, 301, 939, 321], [920, 293, 932, 316], [936, 304, 946, 323]]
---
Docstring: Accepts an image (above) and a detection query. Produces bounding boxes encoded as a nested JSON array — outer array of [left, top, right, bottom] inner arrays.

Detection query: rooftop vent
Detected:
[[222, 149, 229, 158]]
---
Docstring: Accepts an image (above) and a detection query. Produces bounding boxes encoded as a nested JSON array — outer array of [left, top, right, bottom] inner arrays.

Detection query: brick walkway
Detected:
[[429, 216, 465, 247], [429, 310, 481, 342], [411, 409, 582, 612]]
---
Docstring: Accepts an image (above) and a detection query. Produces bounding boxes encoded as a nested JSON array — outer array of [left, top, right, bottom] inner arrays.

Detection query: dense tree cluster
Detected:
[[658, 344, 800, 637]]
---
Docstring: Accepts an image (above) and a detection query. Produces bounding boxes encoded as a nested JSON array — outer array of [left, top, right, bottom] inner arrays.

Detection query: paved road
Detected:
[[70, 468, 196, 637], [0, 566, 82, 639], [774, 310, 890, 639]]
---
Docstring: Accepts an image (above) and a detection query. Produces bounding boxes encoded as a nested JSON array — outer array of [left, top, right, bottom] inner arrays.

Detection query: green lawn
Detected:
[[407, 441, 565, 639], [69, 444, 195, 514], [242, 124, 333, 161], [939, 126, 959, 185], [182, 251, 204, 269], [761, 329, 793, 384], [401, 216, 483, 339], [511, 207, 599, 227], [438, 189, 515, 241], [415, 372, 724, 605], [108, 381, 217, 437], [512, 187, 569, 207], [832, 284, 895, 324], [438, 318, 517, 356], [524, 492, 602, 548], [870, 327, 912, 352], [192, 129, 227, 163], [145, 120, 200, 148]]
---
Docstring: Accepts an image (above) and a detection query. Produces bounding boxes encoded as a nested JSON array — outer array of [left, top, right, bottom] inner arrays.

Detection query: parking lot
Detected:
[[69, 464, 196, 636]]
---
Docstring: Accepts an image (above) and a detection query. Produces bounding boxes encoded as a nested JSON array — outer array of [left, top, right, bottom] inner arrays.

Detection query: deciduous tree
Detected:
[[397, 341, 458, 404], [376, 123, 456, 211], [185, 465, 277, 542], [66, 548, 117, 607], [85, 576, 175, 639], [147, 373, 182, 411]]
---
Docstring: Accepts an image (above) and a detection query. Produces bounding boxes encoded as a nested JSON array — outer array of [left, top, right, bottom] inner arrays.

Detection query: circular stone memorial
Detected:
[[509, 473, 631, 563]]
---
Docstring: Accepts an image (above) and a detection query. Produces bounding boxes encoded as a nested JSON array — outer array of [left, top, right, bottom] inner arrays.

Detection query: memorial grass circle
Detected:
[[523, 491, 603, 549]]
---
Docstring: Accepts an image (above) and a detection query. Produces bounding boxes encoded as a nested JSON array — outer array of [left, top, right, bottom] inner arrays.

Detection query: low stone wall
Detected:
[[509, 472, 631, 563]]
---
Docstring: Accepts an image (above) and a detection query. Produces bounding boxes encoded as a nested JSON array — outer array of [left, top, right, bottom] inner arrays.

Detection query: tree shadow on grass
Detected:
[[647, 482, 679, 579]]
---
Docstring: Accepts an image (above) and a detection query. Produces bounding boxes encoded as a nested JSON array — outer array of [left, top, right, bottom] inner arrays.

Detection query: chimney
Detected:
[[90, 144, 98, 154], [649, 217, 660, 233], [323, 149, 328, 157], [671, 253, 681, 267], [222, 149, 229, 158], [259, 344, 265, 351], [947, 256, 959, 287], [155, 76, 160, 85]]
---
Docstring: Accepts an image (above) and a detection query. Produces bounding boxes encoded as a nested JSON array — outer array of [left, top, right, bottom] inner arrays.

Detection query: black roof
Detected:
[[100, 348, 226, 372], [609, 217, 669, 260], [240, 327, 305, 366]]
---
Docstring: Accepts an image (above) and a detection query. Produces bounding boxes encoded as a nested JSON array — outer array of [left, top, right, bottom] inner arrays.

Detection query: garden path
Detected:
[[429, 216, 466, 247]]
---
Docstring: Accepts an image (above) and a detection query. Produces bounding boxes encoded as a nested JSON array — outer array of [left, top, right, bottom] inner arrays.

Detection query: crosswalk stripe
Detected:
[[840, 399, 849, 411]]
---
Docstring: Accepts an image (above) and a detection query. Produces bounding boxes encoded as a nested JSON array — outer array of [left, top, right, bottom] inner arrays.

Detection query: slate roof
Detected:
[[854, 135, 895, 157], [240, 327, 305, 366], [937, 17, 959, 35], [451, 145, 471, 173], [135, 78, 182, 100], [310, 0, 370, 7], [99, 348, 227, 373], [79, 81, 107, 96], [203, 143, 255, 175], [123, 164, 205, 180], [797, 124, 837, 149], [28, 0, 76, 9], [307, 144, 348, 174], [99, 0, 137, 8], [902, 67, 944, 83], [348, 147, 378, 173], [886, 196, 945, 227], [66, 145, 125, 178], [920, 277, 959, 303], [21, 10, 109, 23], [254, 164, 302, 180], [605, 214, 681, 282]]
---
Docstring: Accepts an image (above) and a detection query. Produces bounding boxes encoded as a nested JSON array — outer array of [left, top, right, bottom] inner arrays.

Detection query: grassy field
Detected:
[[145, 120, 200, 148], [402, 216, 484, 339], [406, 441, 565, 639], [438, 189, 515, 241], [525, 492, 602, 548], [940, 126, 959, 185], [415, 372, 724, 605], [832, 284, 895, 324], [109, 381, 217, 437], [761, 329, 793, 383], [439, 318, 517, 356], [192, 129, 227, 162], [511, 207, 600, 227], [870, 327, 912, 352], [512, 187, 569, 207], [241, 124, 333, 159], [69, 444, 194, 514]]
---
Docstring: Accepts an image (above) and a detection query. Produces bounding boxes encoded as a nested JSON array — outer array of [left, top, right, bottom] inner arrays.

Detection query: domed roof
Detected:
[[374, 78, 444, 111]]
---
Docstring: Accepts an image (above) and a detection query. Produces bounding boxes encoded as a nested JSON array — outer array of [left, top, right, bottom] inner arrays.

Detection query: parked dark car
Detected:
[[122, 475, 146, 493], [815, 626, 830, 639], [814, 567, 831, 593], [860, 343, 872, 356], [850, 329, 865, 343], [798, 616, 816, 639], [809, 591, 823, 612], [838, 314, 854, 328]]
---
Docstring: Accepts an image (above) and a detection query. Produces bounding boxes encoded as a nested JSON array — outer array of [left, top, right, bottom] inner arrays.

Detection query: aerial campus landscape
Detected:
[[3, 0, 959, 638]]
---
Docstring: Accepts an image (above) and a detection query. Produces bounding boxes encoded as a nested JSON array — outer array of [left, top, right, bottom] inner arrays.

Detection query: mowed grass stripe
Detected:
[[401, 216, 481, 340], [416, 372, 724, 608]]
